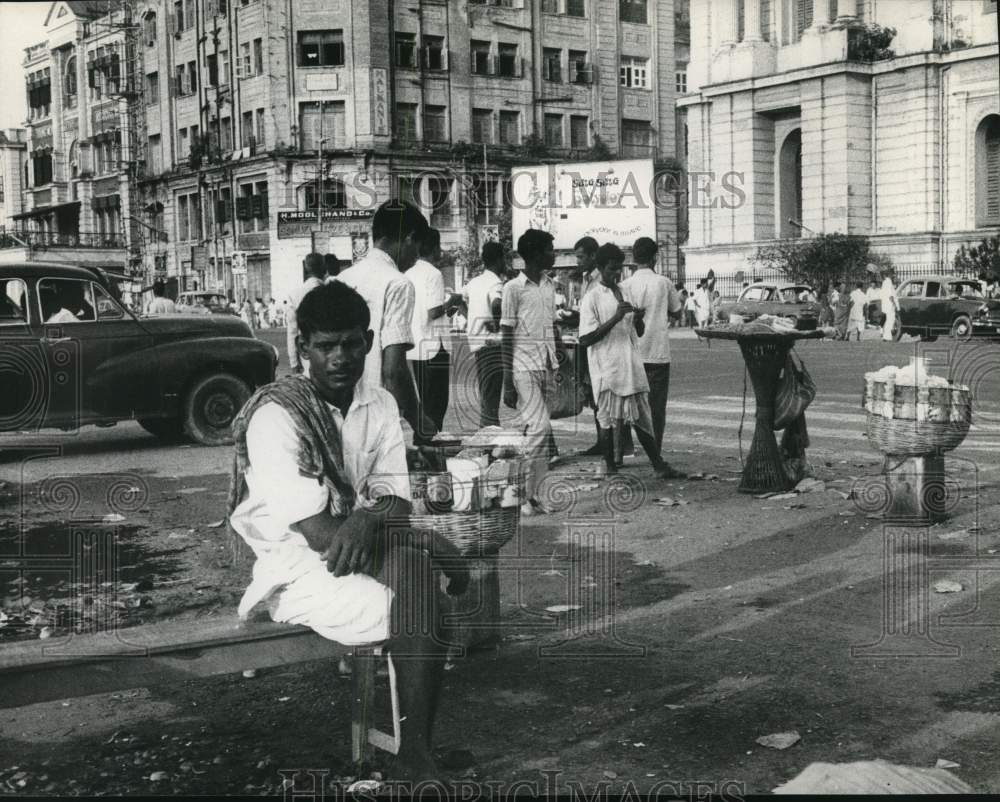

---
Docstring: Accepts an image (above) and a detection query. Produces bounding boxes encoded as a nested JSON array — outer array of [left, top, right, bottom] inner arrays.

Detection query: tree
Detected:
[[953, 236, 1000, 279], [753, 233, 893, 290]]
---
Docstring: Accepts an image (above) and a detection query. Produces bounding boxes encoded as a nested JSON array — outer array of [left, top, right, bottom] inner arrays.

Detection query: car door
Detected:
[[0, 276, 49, 433], [85, 281, 160, 419], [897, 281, 924, 333], [36, 276, 90, 429], [923, 281, 947, 333]]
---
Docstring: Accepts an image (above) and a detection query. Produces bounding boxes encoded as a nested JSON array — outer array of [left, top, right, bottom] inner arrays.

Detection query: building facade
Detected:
[[0, 130, 28, 233], [0, 1, 140, 273], [680, 0, 1000, 278]]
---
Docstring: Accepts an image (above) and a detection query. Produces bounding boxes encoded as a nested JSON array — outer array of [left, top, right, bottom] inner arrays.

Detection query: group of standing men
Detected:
[[829, 267, 899, 342]]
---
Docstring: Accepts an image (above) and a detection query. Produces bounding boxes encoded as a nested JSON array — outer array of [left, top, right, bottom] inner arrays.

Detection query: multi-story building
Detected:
[[680, 0, 1000, 278], [133, 0, 678, 306], [0, 1, 142, 272], [0, 130, 28, 233]]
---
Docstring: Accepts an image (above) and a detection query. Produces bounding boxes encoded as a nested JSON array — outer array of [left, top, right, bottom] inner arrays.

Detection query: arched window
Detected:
[[143, 12, 157, 46], [64, 55, 77, 108], [976, 114, 1000, 228], [779, 128, 802, 238], [303, 179, 346, 211]]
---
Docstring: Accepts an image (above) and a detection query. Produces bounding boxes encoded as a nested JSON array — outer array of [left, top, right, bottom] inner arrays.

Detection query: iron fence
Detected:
[[0, 230, 125, 250]]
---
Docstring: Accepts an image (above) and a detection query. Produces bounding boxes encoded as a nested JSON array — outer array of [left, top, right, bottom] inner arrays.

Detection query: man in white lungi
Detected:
[[578, 243, 686, 479], [229, 280, 467, 781]]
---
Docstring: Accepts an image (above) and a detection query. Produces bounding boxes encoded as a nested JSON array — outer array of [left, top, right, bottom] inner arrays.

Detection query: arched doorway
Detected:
[[976, 114, 1000, 228], [779, 128, 802, 238]]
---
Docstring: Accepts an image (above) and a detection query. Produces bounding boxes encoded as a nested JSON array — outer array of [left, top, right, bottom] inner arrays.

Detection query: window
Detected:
[[176, 191, 202, 241], [253, 39, 263, 75], [213, 187, 229, 229], [298, 30, 344, 67], [178, 127, 188, 160], [566, 0, 585, 15], [427, 175, 452, 226], [177, 194, 189, 240], [903, 282, 925, 298], [542, 0, 559, 11], [472, 108, 492, 144], [94, 283, 124, 321], [424, 35, 445, 70], [926, 281, 942, 298], [0, 279, 27, 325], [778, 128, 802, 238], [621, 119, 653, 157], [240, 42, 252, 77], [620, 56, 649, 88], [569, 50, 591, 83], [544, 114, 563, 147], [395, 103, 418, 141], [64, 56, 77, 108], [675, 70, 687, 93], [543, 48, 562, 82], [498, 43, 519, 77], [620, 0, 647, 24], [219, 50, 229, 84], [207, 54, 218, 86], [255, 108, 266, 149], [145, 72, 159, 104], [499, 110, 519, 145], [175, 64, 187, 95], [570, 115, 589, 149], [238, 182, 255, 233], [220, 116, 233, 152], [32, 152, 53, 186], [298, 101, 346, 150], [26, 69, 51, 119], [147, 134, 161, 174], [794, 0, 813, 40], [471, 175, 499, 223], [395, 32, 416, 68], [471, 40, 491, 75], [304, 179, 346, 210], [38, 279, 96, 323], [143, 12, 157, 45], [187, 60, 197, 94], [977, 115, 1000, 227], [174, 0, 184, 32], [423, 105, 446, 142], [242, 110, 253, 147]]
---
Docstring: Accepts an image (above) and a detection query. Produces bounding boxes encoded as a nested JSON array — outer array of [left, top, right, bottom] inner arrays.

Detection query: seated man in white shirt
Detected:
[[228, 280, 468, 781]]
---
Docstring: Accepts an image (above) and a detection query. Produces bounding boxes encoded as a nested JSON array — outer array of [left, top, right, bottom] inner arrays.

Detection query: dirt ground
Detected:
[[4, 450, 1000, 795]]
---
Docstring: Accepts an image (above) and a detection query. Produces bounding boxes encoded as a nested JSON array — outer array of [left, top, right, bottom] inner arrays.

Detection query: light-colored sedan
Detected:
[[715, 282, 821, 330]]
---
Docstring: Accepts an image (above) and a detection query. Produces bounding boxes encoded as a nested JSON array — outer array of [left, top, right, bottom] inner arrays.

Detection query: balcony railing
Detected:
[[0, 230, 125, 250]]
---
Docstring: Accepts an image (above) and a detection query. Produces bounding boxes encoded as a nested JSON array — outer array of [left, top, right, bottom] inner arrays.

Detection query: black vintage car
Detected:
[[896, 276, 1000, 341], [0, 263, 278, 445]]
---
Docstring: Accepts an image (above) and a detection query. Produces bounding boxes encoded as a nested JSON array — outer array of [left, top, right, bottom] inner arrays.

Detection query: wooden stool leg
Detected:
[[350, 648, 376, 766]]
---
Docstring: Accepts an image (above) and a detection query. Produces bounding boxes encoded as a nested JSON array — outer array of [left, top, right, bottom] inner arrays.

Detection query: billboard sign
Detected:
[[510, 158, 657, 250]]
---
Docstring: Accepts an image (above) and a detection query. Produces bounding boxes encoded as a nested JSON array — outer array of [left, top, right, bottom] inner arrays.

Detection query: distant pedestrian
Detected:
[[684, 288, 697, 327], [848, 282, 868, 341], [287, 253, 328, 373], [833, 281, 850, 339], [406, 227, 462, 431], [146, 281, 176, 315], [462, 241, 505, 428], [878, 268, 898, 342], [693, 281, 711, 328]]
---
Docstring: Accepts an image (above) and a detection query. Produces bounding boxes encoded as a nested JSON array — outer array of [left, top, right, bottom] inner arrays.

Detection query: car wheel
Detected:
[[950, 315, 973, 342], [891, 317, 903, 341], [138, 416, 187, 442], [182, 373, 252, 446]]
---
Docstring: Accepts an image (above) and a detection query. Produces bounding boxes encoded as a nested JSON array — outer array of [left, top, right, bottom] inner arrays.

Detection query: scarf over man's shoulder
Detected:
[[226, 374, 356, 519]]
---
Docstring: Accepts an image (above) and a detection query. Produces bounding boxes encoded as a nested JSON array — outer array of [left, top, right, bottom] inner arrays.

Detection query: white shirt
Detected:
[[849, 288, 868, 320], [500, 271, 558, 373], [405, 258, 449, 361], [880, 277, 897, 310], [462, 269, 504, 353], [580, 283, 648, 397], [621, 268, 682, 364], [230, 384, 410, 614], [335, 248, 415, 390], [146, 297, 176, 315], [866, 287, 880, 304], [46, 308, 79, 324]]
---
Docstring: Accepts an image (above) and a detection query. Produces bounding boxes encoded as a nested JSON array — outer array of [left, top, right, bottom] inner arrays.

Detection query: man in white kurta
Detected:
[[879, 271, 899, 341], [578, 243, 685, 479]]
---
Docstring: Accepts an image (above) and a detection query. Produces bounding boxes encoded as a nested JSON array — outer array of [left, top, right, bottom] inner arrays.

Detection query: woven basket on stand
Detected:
[[408, 507, 520, 557], [862, 381, 972, 456]]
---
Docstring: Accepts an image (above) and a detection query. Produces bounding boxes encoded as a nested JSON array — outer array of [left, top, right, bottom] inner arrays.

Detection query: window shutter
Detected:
[[251, 195, 265, 217], [986, 125, 1000, 221], [236, 196, 251, 219], [796, 0, 812, 38]]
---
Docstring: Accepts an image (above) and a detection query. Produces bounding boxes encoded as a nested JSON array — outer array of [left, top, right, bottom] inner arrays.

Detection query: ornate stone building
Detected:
[[680, 0, 999, 277]]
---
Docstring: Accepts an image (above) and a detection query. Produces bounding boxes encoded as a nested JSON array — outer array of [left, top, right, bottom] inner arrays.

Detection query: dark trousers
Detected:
[[644, 362, 671, 454], [410, 347, 451, 431], [474, 345, 503, 428]]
